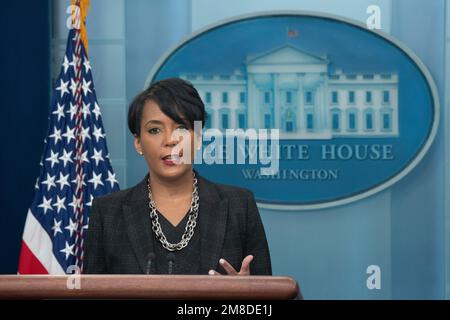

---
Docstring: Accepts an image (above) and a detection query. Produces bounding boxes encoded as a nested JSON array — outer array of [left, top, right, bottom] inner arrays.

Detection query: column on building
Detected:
[[230, 90, 237, 129], [213, 90, 220, 128], [247, 73, 256, 128], [211, 109, 216, 129], [273, 73, 281, 130], [297, 73, 304, 133], [317, 81, 325, 133], [322, 72, 329, 134], [230, 108, 237, 129], [358, 82, 368, 135], [393, 84, 399, 135]]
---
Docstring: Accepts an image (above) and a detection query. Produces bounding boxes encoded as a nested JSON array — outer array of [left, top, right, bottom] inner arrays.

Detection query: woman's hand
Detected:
[[208, 255, 253, 276]]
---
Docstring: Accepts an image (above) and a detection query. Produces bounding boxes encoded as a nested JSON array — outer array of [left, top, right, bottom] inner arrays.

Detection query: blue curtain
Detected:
[[0, 1, 51, 273]]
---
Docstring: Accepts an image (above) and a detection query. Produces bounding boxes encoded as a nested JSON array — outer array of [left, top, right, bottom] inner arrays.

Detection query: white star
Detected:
[[52, 103, 65, 122], [59, 149, 73, 167], [62, 55, 70, 74], [34, 177, 39, 190], [80, 126, 91, 142], [67, 102, 78, 121], [83, 59, 91, 73], [41, 173, 56, 191], [81, 102, 91, 119], [52, 219, 63, 237], [82, 78, 92, 96], [60, 241, 75, 260], [38, 196, 53, 214], [56, 172, 70, 190], [49, 127, 62, 144], [91, 148, 104, 166], [65, 218, 78, 237], [88, 171, 104, 190], [45, 150, 59, 168], [86, 195, 94, 207], [53, 195, 66, 213], [62, 126, 76, 143], [106, 170, 118, 188], [92, 125, 105, 142], [68, 195, 81, 212], [78, 150, 90, 164], [55, 79, 69, 98], [92, 102, 101, 120], [69, 54, 79, 70], [70, 78, 78, 96]]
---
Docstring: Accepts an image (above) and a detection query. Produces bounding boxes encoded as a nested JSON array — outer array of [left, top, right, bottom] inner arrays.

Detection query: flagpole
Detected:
[[71, 0, 90, 272]]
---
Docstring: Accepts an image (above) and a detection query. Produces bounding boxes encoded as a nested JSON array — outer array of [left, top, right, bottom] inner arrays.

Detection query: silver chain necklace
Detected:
[[147, 172, 200, 251]]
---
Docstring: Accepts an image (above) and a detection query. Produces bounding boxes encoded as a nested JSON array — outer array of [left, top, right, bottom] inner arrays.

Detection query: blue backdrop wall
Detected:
[[1, 0, 448, 300]]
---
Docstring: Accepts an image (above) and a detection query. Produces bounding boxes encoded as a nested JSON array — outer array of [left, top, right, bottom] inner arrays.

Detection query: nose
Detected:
[[163, 130, 180, 147]]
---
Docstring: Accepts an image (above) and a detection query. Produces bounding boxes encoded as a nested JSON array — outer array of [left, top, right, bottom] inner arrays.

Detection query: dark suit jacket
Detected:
[[83, 174, 272, 275]]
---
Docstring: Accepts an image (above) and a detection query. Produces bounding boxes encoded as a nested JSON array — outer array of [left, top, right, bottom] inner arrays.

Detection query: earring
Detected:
[[138, 151, 143, 155]]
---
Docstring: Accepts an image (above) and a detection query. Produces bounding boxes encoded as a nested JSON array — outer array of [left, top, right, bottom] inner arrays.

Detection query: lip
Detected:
[[161, 152, 183, 165], [162, 158, 177, 166]]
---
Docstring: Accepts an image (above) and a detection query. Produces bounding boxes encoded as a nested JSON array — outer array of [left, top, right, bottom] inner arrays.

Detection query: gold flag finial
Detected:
[[71, 0, 90, 54]]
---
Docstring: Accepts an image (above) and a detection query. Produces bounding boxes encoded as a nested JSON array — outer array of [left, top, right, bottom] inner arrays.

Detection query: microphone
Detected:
[[167, 253, 175, 275], [146, 252, 155, 275]]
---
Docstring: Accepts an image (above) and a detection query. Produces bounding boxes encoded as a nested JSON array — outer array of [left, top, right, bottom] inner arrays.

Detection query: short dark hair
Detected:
[[128, 77, 207, 136]]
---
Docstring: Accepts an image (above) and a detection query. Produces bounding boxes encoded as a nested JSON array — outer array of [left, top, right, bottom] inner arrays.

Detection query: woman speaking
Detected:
[[84, 78, 272, 275]]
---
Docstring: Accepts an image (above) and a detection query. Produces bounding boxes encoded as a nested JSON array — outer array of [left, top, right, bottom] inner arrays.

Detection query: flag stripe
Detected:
[[18, 241, 48, 274], [19, 211, 65, 274]]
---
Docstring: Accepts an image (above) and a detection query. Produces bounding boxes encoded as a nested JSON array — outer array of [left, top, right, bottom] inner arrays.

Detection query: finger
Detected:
[[239, 255, 254, 275], [219, 258, 238, 275], [208, 269, 221, 276]]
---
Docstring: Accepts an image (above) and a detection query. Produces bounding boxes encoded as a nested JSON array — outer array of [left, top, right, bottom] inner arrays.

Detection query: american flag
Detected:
[[17, 17, 119, 274], [287, 28, 299, 38]]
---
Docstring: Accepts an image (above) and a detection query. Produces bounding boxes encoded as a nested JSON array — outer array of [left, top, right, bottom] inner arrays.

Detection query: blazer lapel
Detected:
[[197, 175, 229, 274], [122, 177, 155, 274]]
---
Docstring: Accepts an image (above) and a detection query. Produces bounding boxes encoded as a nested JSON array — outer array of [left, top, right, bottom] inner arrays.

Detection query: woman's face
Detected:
[[134, 100, 197, 181]]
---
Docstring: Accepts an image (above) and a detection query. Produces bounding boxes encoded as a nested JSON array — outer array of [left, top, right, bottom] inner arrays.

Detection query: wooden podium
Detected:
[[0, 275, 300, 300]]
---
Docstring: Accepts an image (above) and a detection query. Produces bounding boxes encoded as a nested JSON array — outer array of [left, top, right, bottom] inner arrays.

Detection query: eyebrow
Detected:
[[144, 118, 188, 126], [144, 120, 163, 126]]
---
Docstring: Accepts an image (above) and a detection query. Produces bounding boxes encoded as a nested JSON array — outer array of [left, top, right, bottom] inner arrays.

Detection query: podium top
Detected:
[[0, 275, 300, 300]]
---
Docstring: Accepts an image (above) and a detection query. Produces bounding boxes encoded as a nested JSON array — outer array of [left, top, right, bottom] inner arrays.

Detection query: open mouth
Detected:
[[161, 152, 183, 164]]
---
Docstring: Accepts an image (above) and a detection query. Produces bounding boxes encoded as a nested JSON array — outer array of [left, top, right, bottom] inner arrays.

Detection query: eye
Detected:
[[176, 125, 188, 131], [148, 128, 160, 134]]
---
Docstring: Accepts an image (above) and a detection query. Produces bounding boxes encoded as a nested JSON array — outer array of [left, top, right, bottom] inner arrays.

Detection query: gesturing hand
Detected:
[[208, 255, 254, 276]]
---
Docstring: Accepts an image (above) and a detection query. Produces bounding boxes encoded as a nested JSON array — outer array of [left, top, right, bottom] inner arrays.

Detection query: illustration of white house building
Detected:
[[180, 44, 398, 139]]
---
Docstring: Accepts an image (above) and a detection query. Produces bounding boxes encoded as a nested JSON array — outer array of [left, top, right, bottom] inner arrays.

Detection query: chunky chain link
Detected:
[[147, 173, 199, 251]]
